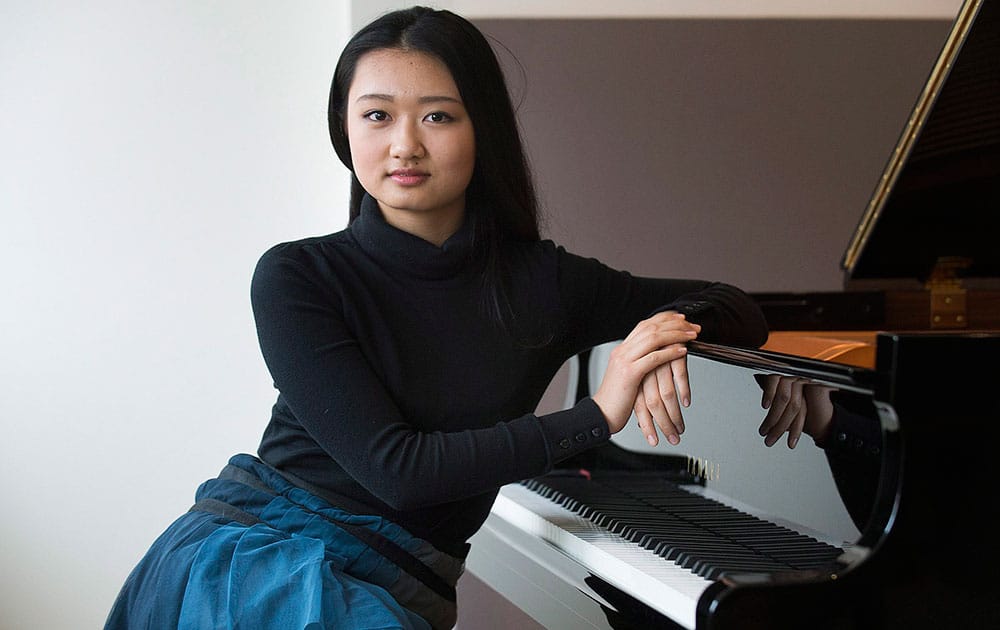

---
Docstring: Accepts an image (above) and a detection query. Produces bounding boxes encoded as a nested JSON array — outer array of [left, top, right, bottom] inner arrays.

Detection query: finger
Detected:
[[759, 374, 780, 410], [763, 407, 794, 447], [643, 311, 701, 335], [758, 377, 793, 436], [633, 389, 659, 447], [641, 371, 680, 445], [623, 327, 699, 360], [609, 331, 694, 372], [633, 342, 692, 377], [758, 405, 783, 439], [758, 378, 795, 446], [765, 402, 803, 447], [624, 311, 699, 345], [653, 362, 684, 438], [784, 378, 807, 448], [671, 355, 692, 408], [786, 403, 806, 449], [764, 380, 805, 447]]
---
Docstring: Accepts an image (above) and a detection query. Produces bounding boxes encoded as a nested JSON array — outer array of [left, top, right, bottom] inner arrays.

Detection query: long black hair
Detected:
[[328, 6, 542, 334]]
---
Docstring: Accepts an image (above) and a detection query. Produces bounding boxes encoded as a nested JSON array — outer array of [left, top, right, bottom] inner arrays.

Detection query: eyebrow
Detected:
[[354, 93, 463, 105]]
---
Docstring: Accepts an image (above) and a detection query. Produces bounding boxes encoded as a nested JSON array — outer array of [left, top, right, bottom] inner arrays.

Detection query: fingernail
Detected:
[[683, 397, 690, 407], [647, 435, 657, 446], [668, 435, 679, 445], [789, 437, 798, 449]]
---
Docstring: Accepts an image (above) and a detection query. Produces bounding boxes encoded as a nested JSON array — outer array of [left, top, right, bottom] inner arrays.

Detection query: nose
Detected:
[[390, 120, 425, 160]]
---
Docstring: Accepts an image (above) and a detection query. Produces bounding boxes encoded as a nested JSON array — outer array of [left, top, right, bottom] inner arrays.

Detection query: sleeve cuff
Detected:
[[537, 397, 611, 464], [821, 405, 883, 458]]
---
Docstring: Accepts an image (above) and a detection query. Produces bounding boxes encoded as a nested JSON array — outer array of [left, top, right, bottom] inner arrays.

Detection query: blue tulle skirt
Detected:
[[105, 454, 462, 630]]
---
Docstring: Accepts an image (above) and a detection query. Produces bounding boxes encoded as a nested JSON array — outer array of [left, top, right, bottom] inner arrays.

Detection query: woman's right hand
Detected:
[[591, 311, 700, 436]]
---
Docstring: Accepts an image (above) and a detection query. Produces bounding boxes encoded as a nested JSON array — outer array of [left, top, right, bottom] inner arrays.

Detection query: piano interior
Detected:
[[760, 331, 877, 369]]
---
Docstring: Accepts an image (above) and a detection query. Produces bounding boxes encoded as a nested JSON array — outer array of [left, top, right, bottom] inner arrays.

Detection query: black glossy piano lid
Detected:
[[841, 0, 1000, 286], [688, 340, 876, 391]]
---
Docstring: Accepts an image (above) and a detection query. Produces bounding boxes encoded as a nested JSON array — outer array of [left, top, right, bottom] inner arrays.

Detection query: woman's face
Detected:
[[345, 48, 476, 241]]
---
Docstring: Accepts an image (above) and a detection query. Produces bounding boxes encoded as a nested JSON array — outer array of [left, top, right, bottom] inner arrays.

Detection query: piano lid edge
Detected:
[[687, 340, 877, 391], [841, 0, 987, 278]]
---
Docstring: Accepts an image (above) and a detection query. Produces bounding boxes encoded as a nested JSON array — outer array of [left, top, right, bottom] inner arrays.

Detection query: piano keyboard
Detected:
[[488, 472, 846, 629], [491, 482, 710, 629]]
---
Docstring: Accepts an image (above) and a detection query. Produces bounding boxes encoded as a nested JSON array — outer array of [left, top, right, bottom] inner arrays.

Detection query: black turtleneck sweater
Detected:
[[251, 195, 768, 556]]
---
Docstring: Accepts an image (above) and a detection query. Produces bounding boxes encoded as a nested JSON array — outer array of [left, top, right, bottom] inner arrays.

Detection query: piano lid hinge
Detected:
[[925, 256, 970, 329]]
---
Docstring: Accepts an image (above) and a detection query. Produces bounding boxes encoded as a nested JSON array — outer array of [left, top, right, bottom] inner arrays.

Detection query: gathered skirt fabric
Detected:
[[105, 454, 463, 630]]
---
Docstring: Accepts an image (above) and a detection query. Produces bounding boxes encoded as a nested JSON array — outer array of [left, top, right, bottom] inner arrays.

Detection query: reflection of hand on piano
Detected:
[[754, 372, 883, 530], [753, 373, 835, 449], [591, 311, 700, 440]]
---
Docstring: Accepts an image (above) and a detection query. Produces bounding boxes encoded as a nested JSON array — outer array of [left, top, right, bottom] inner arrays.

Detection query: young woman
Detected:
[[105, 6, 768, 629]]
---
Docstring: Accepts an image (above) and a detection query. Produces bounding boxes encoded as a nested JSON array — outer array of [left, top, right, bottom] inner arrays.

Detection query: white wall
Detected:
[[1, 2, 350, 628]]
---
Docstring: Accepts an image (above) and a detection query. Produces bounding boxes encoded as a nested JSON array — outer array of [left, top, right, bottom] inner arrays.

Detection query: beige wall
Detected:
[[478, 17, 953, 292]]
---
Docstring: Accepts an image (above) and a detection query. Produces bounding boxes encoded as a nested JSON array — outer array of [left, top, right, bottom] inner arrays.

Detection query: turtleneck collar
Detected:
[[349, 194, 477, 281]]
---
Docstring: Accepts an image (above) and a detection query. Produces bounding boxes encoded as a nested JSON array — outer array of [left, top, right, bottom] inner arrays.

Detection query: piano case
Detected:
[[465, 2, 1000, 628], [696, 1, 1000, 626], [709, 2, 1000, 626]]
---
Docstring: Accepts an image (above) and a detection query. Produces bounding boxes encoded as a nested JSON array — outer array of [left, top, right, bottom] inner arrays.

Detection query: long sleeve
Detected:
[[552, 246, 769, 351]]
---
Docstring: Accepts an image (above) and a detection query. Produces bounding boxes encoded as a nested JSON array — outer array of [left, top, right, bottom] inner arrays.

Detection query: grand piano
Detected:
[[465, 0, 1000, 627]]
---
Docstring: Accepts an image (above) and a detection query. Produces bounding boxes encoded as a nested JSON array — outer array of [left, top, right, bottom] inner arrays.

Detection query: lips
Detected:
[[389, 168, 430, 186]]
